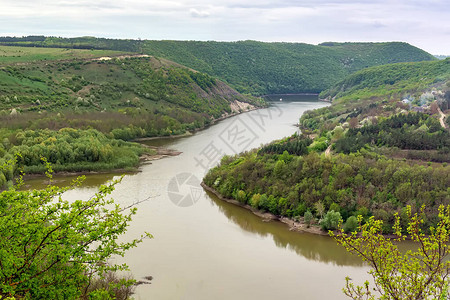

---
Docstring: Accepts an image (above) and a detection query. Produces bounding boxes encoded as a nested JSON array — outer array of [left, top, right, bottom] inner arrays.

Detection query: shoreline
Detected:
[[200, 182, 328, 236], [134, 103, 263, 143], [201, 183, 413, 240], [21, 145, 182, 181], [20, 103, 262, 180]]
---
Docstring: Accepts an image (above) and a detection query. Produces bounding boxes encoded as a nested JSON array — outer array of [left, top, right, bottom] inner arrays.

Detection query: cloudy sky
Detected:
[[1, 0, 449, 54]]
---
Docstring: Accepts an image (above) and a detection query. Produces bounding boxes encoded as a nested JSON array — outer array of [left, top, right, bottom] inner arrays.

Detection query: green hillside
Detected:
[[203, 58, 450, 233], [319, 59, 450, 102], [0, 36, 436, 95], [302, 59, 450, 134], [0, 45, 125, 63], [0, 46, 262, 180], [0, 50, 261, 133]]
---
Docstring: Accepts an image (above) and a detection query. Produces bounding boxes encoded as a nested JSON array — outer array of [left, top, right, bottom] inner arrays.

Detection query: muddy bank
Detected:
[[201, 182, 328, 236], [140, 145, 182, 162]]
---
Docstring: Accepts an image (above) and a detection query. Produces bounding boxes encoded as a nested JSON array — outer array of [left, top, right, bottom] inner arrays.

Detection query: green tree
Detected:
[[320, 210, 342, 231], [0, 174, 151, 299], [304, 210, 314, 228], [343, 216, 358, 233], [314, 201, 325, 220], [331, 205, 450, 300]]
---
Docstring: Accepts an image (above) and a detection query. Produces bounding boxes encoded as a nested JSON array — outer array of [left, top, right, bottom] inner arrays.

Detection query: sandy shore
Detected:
[[139, 145, 182, 162]]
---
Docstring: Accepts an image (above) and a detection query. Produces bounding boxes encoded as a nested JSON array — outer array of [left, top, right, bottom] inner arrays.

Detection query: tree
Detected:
[[314, 201, 325, 220], [304, 210, 314, 228], [349, 117, 359, 129], [343, 216, 358, 233], [0, 173, 151, 299], [331, 205, 450, 300], [320, 210, 342, 231]]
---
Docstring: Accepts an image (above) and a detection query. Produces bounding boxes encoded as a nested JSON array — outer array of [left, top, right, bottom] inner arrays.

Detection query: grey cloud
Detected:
[[0, 0, 449, 54]]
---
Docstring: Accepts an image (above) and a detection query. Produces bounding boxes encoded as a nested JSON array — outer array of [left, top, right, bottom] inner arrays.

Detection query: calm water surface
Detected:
[[27, 96, 373, 299]]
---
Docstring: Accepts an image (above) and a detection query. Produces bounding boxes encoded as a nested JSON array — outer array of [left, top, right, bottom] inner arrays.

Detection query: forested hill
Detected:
[[301, 58, 450, 135], [0, 46, 262, 180], [319, 58, 450, 102], [0, 36, 436, 95], [203, 57, 449, 234], [0, 46, 261, 134]]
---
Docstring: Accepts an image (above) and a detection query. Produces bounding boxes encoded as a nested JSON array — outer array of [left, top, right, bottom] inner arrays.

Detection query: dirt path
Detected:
[[437, 106, 448, 130], [94, 54, 150, 61], [325, 144, 332, 157]]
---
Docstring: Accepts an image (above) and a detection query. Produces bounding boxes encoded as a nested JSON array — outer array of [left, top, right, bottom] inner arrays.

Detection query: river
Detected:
[[24, 95, 372, 299]]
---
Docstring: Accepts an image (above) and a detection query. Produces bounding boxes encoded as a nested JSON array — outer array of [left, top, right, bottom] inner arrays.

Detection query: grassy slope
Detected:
[[0, 46, 261, 177], [0, 48, 260, 131], [0, 37, 437, 95], [0, 45, 126, 64]]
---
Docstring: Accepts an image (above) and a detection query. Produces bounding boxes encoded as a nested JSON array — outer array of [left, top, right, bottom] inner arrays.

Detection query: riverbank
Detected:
[[201, 182, 328, 236], [18, 102, 260, 183], [20, 145, 182, 183], [139, 145, 182, 162], [134, 100, 263, 143]]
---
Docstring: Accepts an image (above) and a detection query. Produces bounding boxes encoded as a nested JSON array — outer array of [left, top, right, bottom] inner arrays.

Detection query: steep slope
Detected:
[[0, 46, 262, 178], [0, 48, 262, 137], [0, 37, 436, 95]]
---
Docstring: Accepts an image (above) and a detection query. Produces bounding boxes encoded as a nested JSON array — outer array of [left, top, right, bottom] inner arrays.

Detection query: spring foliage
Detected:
[[331, 205, 450, 300], [204, 149, 449, 231], [0, 173, 150, 299]]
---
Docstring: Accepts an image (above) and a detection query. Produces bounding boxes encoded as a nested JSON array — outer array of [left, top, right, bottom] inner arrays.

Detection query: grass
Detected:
[[0, 45, 127, 64]]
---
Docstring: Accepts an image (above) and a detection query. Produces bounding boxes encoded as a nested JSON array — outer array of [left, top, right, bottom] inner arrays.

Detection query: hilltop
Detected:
[[0, 46, 261, 134], [0, 36, 436, 95]]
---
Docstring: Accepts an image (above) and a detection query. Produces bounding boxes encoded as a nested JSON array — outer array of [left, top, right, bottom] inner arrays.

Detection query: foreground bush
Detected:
[[331, 205, 450, 300], [0, 173, 150, 299]]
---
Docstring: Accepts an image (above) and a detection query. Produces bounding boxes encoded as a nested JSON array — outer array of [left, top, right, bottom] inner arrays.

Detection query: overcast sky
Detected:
[[1, 0, 449, 54]]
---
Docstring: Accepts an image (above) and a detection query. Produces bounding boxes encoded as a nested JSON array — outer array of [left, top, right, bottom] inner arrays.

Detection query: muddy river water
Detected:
[[25, 95, 375, 299]]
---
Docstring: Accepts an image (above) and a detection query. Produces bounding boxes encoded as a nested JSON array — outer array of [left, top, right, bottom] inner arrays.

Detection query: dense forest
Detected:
[[204, 148, 449, 232], [204, 59, 450, 231], [0, 36, 436, 95]]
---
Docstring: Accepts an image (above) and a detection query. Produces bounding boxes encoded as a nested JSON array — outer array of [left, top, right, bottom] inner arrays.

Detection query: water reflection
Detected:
[[264, 94, 320, 102], [206, 191, 364, 267], [21, 171, 138, 190]]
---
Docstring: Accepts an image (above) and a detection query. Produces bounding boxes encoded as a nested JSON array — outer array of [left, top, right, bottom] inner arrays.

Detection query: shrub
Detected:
[[320, 210, 342, 231], [304, 210, 314, 228], [236, 190, 247, 203], [249, 193, 261, 208], [343, 216, 358, 232], [0, 175, 150, 299]]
